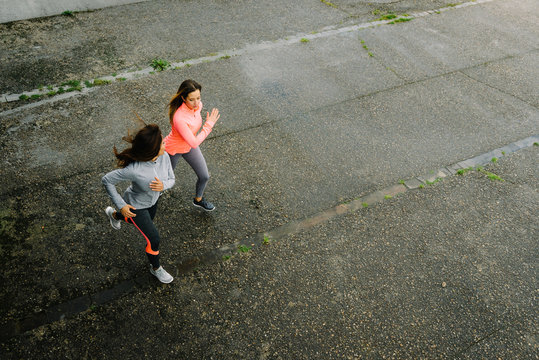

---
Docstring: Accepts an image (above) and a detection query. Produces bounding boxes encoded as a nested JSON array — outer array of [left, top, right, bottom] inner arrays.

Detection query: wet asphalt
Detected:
[[0, 0, 537, 358]]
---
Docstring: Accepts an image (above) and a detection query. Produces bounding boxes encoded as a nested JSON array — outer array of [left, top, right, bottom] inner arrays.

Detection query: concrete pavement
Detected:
[[0, 0, 537, 358]]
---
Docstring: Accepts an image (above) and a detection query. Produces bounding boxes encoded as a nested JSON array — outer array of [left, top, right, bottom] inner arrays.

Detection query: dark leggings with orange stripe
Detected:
[[116, 202, 160, 269]]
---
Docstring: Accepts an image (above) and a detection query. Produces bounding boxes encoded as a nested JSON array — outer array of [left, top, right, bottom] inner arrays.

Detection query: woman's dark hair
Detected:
[[168, 79, 202, 125], [113, 124, 162, 168]]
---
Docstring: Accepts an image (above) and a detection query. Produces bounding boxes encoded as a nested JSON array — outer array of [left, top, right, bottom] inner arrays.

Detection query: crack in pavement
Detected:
[[0, 0, 494, 117], [1, 133, 536, 342]]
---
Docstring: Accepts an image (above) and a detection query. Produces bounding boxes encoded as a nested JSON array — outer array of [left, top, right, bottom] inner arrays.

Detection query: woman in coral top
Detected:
[[164, 79, 220, 211]]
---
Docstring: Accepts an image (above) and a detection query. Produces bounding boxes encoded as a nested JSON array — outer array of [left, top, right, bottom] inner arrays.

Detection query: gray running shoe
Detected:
[[105, 206, 121, 230], [193, 197, 215, 211], [150, 265, 173, 283]]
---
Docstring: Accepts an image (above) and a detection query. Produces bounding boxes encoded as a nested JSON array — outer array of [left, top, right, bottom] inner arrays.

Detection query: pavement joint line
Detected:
[[1, 132, 536, 341], [0, 0, 494, 117]]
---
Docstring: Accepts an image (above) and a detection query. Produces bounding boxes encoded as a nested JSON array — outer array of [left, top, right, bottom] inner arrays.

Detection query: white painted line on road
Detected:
[[0, 0, 494, 117]]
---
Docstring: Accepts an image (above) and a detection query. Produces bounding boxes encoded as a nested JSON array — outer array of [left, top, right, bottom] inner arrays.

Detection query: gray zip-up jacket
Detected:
[[102, 154, 175, 210]]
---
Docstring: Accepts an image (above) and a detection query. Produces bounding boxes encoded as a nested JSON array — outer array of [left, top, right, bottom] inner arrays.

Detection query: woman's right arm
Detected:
[[101, 168, 132, 210]]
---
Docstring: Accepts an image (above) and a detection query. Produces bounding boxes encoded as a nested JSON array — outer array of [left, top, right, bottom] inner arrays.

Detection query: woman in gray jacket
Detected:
[[102, 124, 175, 283]]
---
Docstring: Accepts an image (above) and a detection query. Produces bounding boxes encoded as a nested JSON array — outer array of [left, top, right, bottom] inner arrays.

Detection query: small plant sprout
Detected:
[[491, 157, 498, 163], [62, 10, 74, 16], [419, 184, 424, 189], [238, 245, 251, 253], [222, 255, 231, 261], [300, 38, 310, 43], [47, 91, 57, 96], [30, 94, 41, 99], [362, 202, 369, 208], [368, 52, 374, 57], [263, 235, 270, 245], [384, 194, 392, 199], [457, 167, 473, 175], [111, 73, 117, 77], [399, 179, 405, 185], [47, 85, 53, 90], [84, 80, 94, 88], [220, 55, 231, 60], [93, 79, 111, 86], [19, 94, 29, 100], [150, 58, 170, 72], [534, 142, 538, 147], [116, 77, 127, 81]]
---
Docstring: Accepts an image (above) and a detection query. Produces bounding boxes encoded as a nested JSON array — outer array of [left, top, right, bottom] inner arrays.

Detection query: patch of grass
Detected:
[[300, 38, 310, 43], [19, 94, 29, 100], [426, 178, 442, 185], [378, 14, 397, 20], [112, 73, 117, 77], [61, 80, 80, 88], [149, 71, 155, 75], [320, 0, 337, 8], [57, 87, 65, 94], [446, 3, 460, 7], [372, 9, 381, 15], [150, 58, 170, 72], [238, 245, 251, 253], [93, 79, 111, 86], [30, 94, 41, 99], [393, 17, 413, 23], [47, 85, 54, 90], [384, 194, 392, 199], [66, 86, 82, 92], [84, 80, 94, 88], [220, 55, 231, 60], [62, 10, 74, 16], [491, 157, 498, 163], [485, 172, 503, 181], [116, 77, 126, 81], [47, 91, 57, 96], [457, 167, 473, 175]]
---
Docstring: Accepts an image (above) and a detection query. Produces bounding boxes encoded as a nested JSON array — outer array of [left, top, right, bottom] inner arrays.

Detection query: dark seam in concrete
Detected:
[[452, 326, 505, 358], [458, 67, 539, 110], [1, 134, 537, 341]]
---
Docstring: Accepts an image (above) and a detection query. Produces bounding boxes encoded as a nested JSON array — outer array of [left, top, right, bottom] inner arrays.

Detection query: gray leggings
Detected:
[[168, 147, 209, 198]]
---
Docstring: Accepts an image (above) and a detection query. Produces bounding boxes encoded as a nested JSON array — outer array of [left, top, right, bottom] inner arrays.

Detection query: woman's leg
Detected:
[[126, 208, 160, 269], [168, 153, 182, 170], [181, 147, 210, 199]]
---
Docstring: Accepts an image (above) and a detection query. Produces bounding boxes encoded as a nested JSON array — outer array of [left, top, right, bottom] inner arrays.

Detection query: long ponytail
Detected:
[[168, 79, 202, 125]]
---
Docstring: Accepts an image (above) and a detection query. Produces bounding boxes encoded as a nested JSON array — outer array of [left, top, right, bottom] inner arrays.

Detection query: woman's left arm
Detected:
[[161, 155, 175, 190]]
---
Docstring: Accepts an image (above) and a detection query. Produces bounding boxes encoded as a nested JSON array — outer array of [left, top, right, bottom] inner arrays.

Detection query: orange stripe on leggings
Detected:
[[128, 218, 159, 255]]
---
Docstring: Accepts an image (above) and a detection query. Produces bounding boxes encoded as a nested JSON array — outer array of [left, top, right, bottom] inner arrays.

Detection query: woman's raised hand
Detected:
[[206, 108, 220, 125]]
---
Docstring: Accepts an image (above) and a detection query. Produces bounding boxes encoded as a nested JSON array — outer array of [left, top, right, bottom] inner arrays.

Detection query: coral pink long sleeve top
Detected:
[[164, 102, 216, 155]]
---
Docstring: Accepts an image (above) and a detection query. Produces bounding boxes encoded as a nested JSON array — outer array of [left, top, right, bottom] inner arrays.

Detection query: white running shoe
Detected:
[[150, 265, 174, 283], [105, 206, 121, 230]]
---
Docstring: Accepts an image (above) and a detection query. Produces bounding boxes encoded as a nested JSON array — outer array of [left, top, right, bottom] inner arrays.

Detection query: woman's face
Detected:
[[158, 138, 165, 157], [182, 89, 201, 110]]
